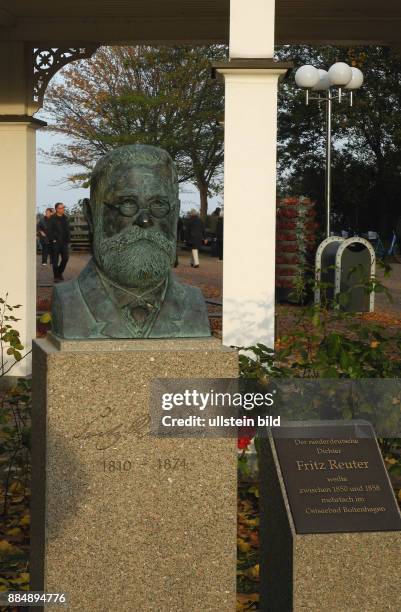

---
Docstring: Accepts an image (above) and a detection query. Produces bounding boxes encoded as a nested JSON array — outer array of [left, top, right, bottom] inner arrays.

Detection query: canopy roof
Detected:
[[0, 1, 400, 46]]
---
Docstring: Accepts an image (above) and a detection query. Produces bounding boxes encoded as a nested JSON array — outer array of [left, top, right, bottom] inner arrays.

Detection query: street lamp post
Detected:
[[295, 62, 364, 237]]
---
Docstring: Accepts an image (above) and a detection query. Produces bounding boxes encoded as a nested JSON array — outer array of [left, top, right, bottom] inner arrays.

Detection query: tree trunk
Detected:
[[198, 181, 208, 222]]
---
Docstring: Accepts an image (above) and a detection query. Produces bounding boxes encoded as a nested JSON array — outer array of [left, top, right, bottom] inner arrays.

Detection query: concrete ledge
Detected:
[[0, 115, 47, 127], [212, 58, 293, 79], [46, 332, 231, 353]]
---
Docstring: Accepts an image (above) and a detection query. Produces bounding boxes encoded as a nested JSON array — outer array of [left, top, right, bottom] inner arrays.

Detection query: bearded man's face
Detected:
[[91, 165, 178, 290]]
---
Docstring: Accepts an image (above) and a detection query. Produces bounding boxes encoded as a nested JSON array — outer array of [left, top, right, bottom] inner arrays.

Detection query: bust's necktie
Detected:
[[125, 295, 158, 329]]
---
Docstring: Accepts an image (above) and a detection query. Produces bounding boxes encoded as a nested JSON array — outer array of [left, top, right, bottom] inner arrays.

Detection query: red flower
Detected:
[[238, 437, 251, 450], [238, 422, 257, 450]]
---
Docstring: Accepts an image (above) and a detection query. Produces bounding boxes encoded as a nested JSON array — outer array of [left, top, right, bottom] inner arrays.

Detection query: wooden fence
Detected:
[[69, 213, 91, 252]]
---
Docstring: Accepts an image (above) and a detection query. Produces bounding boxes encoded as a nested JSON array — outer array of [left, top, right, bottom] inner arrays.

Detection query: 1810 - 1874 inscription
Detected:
[[272, 420, 401, 534]]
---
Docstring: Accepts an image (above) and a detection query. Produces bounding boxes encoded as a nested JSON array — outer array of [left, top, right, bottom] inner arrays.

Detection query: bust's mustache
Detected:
[[94, 225, 176, 260]]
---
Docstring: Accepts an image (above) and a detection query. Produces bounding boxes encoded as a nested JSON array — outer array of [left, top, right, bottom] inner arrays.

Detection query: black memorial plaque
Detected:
[[272, 421, 401, 534]]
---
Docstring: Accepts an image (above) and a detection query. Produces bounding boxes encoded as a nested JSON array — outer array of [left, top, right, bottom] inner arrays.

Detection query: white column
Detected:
[[220, 66, 287, 348], [217, 0, 287, 348], [0, 42, 43, 377], [0, 119, 40, 376]]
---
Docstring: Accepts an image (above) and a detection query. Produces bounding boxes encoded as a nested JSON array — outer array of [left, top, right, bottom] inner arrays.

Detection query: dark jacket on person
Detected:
[[209, 213, 219, 235], [216, 216, 223, 243], [48, 214, 71, 245], [177, 217, 184, 243], [186, 216, 204, 250], [37, 216, 51, 243]]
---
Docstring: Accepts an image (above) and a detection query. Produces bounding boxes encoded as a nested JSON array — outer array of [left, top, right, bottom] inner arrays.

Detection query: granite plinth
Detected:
[[259, 434, 401, 611], [31, 336, 238, 611]]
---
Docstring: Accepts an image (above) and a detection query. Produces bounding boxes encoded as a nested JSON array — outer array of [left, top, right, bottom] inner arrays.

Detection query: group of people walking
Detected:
[[37, 203, 70, 282]]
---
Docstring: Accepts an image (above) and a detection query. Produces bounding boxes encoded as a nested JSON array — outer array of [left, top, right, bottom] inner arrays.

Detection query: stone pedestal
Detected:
[[31, 336, 238, 612], [259, 435, 401, 611]]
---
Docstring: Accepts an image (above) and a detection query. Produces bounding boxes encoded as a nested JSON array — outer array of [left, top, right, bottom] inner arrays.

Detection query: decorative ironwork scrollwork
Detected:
[[31, 47, 98, 111]]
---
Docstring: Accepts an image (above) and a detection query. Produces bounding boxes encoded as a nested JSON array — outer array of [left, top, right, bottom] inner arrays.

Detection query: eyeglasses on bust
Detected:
[[105, 198, 171, 219]]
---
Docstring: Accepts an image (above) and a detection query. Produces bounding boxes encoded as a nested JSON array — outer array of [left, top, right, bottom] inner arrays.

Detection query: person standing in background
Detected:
[[209, 206, 221, 257], [186, 209, 204, 268], [37, 207, 54, 266], [48, 202, 70, 282]]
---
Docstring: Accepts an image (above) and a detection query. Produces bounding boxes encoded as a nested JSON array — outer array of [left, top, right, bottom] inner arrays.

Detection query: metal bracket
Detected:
[[28, 46, 99, 113]]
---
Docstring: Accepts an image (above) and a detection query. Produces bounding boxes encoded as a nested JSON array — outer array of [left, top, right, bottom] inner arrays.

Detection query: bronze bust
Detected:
[[51, 145, 210, 339]]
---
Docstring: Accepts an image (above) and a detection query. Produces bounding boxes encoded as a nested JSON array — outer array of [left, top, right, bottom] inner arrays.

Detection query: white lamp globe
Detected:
[[328, 62, 352, 86], [312, 69, 330, 91], [295, 65, 319, 88], [344, 67, 364, 90]]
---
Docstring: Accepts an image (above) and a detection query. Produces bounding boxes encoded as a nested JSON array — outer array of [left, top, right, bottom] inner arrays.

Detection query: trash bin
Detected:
[[315, 236, 345, 305], [315, 236, 375, 312]]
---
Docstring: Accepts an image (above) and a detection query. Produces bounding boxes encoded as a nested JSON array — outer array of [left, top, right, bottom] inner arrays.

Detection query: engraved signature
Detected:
[[73, 406, 150, 450]]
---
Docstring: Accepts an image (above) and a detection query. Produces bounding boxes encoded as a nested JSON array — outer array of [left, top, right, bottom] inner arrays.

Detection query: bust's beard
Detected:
[[93, 226, 176, 290]]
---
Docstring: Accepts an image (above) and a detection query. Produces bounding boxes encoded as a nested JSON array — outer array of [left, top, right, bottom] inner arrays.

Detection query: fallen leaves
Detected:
[[237, 484, 260, 610], [0, 540, 20, 555], [0, 388, 31, 600], [362, 310, 401, 327]]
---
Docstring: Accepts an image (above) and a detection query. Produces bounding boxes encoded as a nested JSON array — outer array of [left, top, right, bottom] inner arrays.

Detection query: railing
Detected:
[[69, 214, 91, 252]]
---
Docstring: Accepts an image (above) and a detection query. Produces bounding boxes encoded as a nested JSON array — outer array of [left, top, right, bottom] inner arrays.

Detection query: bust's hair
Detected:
[[90, 145, 179, 203]]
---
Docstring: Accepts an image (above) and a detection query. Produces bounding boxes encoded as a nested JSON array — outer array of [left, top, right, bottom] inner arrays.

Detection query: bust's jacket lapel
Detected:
[[78, 260, 133, 338]]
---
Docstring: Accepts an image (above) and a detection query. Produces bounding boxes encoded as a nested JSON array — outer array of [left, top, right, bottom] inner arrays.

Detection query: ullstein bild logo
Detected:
[[161, 389, 276, 411]]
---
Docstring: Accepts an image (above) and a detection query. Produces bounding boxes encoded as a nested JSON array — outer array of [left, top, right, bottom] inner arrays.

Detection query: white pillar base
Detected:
[[0, 118, 44, 376]]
